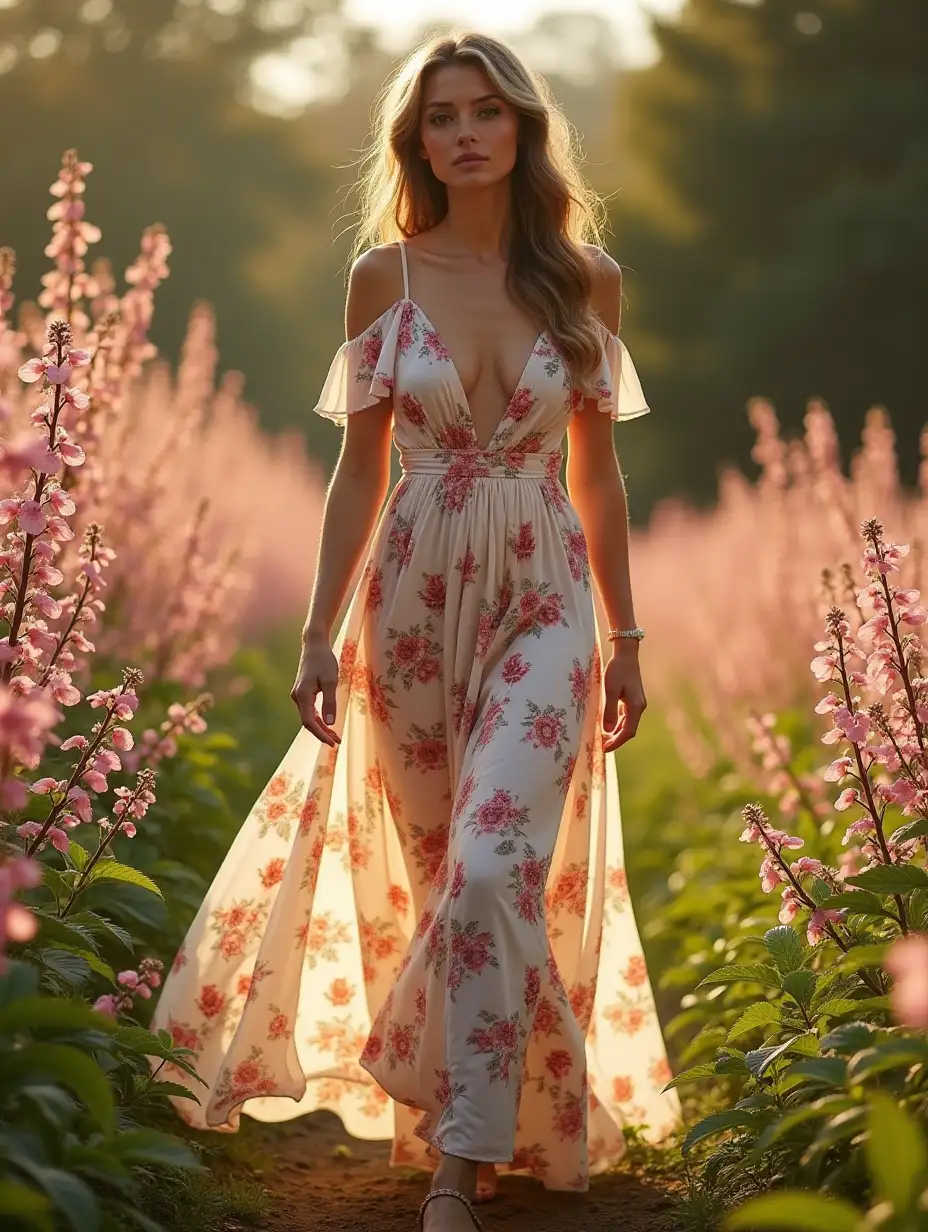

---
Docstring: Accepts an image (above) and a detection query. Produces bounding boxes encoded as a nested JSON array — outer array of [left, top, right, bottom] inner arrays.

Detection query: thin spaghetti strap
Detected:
[[397, 237, 410, 301]]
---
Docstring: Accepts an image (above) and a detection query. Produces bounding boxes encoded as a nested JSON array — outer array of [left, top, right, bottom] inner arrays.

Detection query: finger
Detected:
[[604, 705, 645, 751], [320, 679, 338, 727], [292, 686, 340, 745], [601, 689, 621, 734]]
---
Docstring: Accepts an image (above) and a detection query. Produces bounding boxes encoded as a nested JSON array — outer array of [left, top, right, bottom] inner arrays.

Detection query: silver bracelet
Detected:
[[607, 626, 645, 641]]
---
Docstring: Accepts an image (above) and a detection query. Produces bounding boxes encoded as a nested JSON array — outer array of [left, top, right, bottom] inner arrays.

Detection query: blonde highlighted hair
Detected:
[[347, 30, 611, 391]]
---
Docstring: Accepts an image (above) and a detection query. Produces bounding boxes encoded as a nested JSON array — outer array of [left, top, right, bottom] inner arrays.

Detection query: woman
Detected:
[[150, 29, 681, 1232]]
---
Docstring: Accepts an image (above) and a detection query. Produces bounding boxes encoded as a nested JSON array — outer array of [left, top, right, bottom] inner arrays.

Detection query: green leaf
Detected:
[[661, 1061, 720, 1091], [727, 1001, 782, 1042], [815, 998, 868, 1019], [745, 1034, 806, 1079], [832, 943, 890, 973], [820, 1021, 876, 1054], [139, 1079, 202, 1103], [0, 995, 116, 1037], [26, 914, 99, 953], [781, 970, 817, 1009], [696, 963, 782, 990], [35, 948, 92, 991], [782, 1057, 847, 1088], [0, 1177, 53, 1225], [846, 864, 928, 894], [889, 818, 928, 844], [108, 1128, 205, 1171], [67, 843, 90, 871], [0, 959, 39, 1008], [747, 1095, 859, 1160], [681, 1109, 760, 1155], [722, 1191, 862, 1231], [84, 861, 163, 898], [764, 925, 805, 974], [8, 1161, 99, 1232], [820, 890, 895, 918], [867, 1092, 928, 1214], [802, 1106, 868, 1162], [69, 912, 134, 953], [0, 1043, 115, 1134], [847, 1038, 928, 1083]]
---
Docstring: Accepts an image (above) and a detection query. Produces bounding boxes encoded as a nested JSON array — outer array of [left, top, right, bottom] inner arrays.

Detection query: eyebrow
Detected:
[[423, 93, 504, 110]]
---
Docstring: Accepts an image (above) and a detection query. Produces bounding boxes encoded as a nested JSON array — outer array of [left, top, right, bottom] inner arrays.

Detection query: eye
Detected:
[[479, 105, 501, 118], [429, 113, 451, 125]]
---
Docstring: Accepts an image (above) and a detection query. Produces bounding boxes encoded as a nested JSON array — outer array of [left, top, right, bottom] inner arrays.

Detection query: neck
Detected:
[[441, 180, 514, 261]]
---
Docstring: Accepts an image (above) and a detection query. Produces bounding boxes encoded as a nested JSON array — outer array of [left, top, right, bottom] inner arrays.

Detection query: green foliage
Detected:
[[0, 960, 205, 1231]]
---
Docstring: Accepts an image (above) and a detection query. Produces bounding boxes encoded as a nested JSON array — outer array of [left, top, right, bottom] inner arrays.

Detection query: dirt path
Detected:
[[247, 1111, 684, 1232]]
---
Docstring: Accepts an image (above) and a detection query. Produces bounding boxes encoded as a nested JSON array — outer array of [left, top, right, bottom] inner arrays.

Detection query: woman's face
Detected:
[[419, 62, 520, 188]]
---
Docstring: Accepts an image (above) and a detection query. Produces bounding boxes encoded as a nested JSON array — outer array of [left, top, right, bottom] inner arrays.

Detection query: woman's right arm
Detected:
[[292, 246, 398, 745]]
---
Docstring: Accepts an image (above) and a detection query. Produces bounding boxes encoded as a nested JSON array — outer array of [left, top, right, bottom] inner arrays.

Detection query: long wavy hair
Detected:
[[347, 31, 611, 392]]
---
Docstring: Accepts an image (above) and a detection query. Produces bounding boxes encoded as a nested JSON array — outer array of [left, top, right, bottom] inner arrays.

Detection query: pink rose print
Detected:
[[448, 918, 500, 1001], [400, 390, 428, 429], [501, 652, 531, 684], [524, 964, 541, 1014], [418, 571, 446, 612], [508, 521, 536, 561], [399, 720, 449, 774], [466, 787, 529, 840], [508, 842, 549, 925], [467, 1008, 522, 1085], [475, 694, 509, 749], [455, 544, 479, 585], [520, 700, 569, 760]]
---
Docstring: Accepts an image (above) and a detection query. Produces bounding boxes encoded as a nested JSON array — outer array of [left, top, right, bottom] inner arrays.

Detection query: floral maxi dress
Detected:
[[150, 241, 682, 1191]]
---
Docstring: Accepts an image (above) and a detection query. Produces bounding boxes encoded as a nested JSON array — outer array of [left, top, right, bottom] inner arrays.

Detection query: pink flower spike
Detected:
[[135, 984, 152, 999], [93, 994, 119, 1016], [117, 970, 140, 988]]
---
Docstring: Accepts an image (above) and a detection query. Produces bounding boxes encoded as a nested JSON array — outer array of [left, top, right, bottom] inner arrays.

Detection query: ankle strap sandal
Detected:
[[417, 1187, 483, 1230]]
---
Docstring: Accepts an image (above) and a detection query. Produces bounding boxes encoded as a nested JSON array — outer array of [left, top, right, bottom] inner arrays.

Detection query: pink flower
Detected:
[[834, 787, 859, 811], [807, 907, 844, 945], [884, 934, 928, 1029], [93, 994, 119, 1016], [117, 969, 140, 988]]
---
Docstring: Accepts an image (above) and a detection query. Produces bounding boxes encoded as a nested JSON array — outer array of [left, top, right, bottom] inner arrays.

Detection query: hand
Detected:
[[291, 635, 341, 747], [601, 647, 646, 752]]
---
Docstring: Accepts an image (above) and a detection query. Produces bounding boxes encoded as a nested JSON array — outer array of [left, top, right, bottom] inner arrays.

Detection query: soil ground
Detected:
[[247, 1111, 685, 1232]]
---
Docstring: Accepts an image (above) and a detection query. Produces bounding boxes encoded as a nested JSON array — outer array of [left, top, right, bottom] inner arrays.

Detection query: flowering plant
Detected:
[[663, 519, 928, 1219]]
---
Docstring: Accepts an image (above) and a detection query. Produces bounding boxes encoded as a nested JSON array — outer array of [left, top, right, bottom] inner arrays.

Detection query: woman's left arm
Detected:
[[565, 248, 645, 752]]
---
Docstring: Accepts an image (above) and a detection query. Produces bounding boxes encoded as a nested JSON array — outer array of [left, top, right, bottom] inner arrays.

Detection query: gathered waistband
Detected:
[[399, 448, 562, 478]]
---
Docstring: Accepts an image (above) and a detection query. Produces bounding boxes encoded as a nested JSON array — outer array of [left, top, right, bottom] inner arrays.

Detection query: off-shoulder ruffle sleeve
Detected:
[[313, 301, 403, 425], [589, 327, 650, 422]]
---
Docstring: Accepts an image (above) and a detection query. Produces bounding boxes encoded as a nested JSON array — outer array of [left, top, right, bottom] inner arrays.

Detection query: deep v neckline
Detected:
[[403, 298, 544, 453]]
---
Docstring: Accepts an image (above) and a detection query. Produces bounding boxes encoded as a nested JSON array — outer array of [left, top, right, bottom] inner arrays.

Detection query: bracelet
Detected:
[[607, 626, 645, 641]]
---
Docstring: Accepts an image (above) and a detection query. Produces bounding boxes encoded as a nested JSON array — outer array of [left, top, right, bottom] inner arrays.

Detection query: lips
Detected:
[[454, 154, 488, 165]]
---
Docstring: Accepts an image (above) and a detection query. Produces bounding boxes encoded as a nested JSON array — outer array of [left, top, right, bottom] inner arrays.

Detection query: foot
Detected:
[[474, 1162, 498, 1203], [421, 1155, 480, 1230]]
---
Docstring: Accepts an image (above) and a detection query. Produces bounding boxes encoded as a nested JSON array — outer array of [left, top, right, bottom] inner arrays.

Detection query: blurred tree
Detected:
[[612, 0, 928, 508], [0, 0, 362, 449]]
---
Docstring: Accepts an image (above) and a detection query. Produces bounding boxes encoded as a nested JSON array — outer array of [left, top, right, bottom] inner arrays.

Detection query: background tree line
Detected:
[[1, 0, 924, 516]]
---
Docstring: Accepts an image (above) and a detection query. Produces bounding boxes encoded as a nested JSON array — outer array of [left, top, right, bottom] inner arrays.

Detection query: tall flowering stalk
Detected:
[[738, 519, 928, 967], [1, 151, 325, 695], [634, 398, 928, 778]]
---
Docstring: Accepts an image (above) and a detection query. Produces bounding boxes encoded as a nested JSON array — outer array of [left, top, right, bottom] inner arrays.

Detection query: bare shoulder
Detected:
[[345, 243, 405, 341], [579, 243, 623, 332]]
